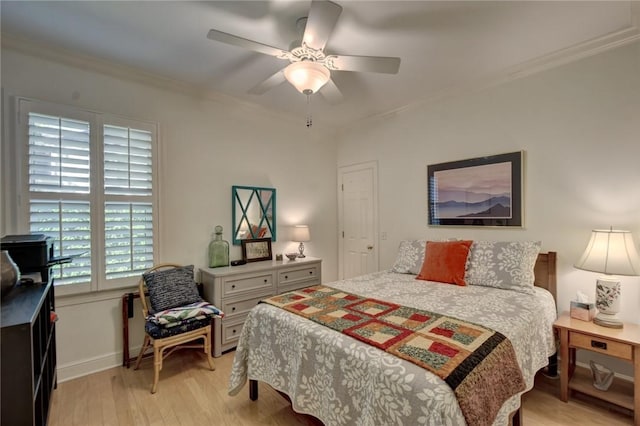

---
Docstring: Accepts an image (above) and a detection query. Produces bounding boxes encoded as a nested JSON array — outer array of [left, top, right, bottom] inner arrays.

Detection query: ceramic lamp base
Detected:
[[593, 312, 623, 328], [594, 277, 623, 328]]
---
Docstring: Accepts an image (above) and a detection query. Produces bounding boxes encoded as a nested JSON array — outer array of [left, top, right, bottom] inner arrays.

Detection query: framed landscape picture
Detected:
[[427, 151, 523, 227]]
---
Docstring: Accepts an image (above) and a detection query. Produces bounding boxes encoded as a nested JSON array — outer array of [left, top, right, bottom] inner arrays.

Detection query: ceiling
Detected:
[[1, 1, 638, 129]]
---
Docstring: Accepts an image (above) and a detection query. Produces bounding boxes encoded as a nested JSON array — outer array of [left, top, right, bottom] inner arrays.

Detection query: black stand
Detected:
[[249, 379, 258, 401], [544, 352, 559, 378]]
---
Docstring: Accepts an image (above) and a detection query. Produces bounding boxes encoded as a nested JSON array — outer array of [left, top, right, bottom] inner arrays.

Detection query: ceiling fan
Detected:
[[206, 0, 401, 105]]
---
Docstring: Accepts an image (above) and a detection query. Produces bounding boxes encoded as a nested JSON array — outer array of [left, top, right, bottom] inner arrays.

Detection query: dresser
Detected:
[[1, 277, 57, 426], [201, 257, 322, 357]]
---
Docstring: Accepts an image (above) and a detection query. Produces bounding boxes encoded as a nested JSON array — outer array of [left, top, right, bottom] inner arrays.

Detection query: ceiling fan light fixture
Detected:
[[283, 61, 330, 95]]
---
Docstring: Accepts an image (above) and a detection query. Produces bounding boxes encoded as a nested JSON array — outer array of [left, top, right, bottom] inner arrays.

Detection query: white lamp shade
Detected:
[[575, 229, 640, 276], [283, 62, 330, 94], [292, 225, 311, 242]]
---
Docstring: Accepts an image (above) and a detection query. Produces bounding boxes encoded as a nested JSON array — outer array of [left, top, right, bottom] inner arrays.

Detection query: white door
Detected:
[[338, 162, 378, 279]]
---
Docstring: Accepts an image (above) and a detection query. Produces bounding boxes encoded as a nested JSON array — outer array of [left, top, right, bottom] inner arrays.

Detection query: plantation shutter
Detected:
[[27, 113, 92, 285], [21, 100, 157, 293], [103, 125, 154, 279]]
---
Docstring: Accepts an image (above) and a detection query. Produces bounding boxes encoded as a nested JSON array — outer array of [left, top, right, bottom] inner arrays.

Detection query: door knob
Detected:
[[367, 245, 374, 250]]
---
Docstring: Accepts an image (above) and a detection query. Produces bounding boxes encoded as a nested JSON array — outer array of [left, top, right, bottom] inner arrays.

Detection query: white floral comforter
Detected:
[[228, 271, 557, 426]]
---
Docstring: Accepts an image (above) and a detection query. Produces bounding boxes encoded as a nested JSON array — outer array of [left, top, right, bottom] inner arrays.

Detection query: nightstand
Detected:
[[554, 313, 640, 425]]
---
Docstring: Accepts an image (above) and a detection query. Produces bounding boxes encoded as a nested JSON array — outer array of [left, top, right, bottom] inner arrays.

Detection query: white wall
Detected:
[[3, 37, 639, 381], [1, 44, 339, 380], [337, 41, 640, 375]]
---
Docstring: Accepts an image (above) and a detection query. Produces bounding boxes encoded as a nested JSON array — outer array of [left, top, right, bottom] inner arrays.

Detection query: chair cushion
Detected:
[[145, 301, 223, 339], [145, 316, 212, 339], [143, 265, 202, 312], [148, 301, 224, 327]]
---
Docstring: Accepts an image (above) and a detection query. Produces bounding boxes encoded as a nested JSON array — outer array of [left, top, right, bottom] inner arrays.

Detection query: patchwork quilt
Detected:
[[262, 285, 525, 426], [229, 271, 557, 426]]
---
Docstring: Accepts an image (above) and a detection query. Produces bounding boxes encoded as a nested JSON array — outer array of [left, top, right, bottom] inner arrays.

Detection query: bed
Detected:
[[229, 243, 557, 426]]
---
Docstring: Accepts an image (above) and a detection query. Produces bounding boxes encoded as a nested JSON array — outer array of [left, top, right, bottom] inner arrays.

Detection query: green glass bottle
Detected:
[[208, 225, 229, 268]]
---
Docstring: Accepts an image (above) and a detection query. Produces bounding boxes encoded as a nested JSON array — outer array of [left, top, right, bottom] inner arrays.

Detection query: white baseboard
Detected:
[[56, 345, 142, 383]]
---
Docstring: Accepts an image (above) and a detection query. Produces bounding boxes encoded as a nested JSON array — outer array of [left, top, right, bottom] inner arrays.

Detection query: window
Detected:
[[103, 125, 154, 279], [28, 113, 92, 285], [17, 99, 157, 294]]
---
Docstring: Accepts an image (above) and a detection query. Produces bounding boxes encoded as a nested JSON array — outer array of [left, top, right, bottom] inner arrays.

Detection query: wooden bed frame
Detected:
[[533, 251, 557, 303], [249, 251, 558, 426]]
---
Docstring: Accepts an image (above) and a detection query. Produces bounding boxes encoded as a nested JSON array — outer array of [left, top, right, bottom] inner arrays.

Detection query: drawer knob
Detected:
[[231, 284, 236, 289], [284, 275, 288, 279], [232, 329, 236, 334], [309, 271, 313, 275], [232, 307, 236, 311], [591, 340, 607, 350], [264, 279, 267, 283]]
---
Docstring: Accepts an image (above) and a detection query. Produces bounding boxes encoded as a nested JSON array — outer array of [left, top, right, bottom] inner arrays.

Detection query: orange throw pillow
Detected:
[[416, 240, 473, 286]]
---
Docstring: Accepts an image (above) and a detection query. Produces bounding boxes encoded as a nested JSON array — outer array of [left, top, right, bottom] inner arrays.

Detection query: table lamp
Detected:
[[292, 225, 311, 258], [574, 228, 640, 328]]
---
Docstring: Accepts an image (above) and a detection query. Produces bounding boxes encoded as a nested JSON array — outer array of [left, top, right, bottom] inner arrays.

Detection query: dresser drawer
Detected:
[[279, 279, 320, 294], [222, 272, 274, 298], [570, 332, 632, 360], [221, 316, 247, 346], [279, 265, 319, 287], [222, 295, 265, 318]]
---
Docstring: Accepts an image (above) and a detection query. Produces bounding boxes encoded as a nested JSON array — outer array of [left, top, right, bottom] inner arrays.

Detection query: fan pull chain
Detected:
[[306, 94, 312, 128]]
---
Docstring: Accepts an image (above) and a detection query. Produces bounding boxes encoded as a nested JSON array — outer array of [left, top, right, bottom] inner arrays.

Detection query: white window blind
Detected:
[[28, 113, 92, 285], [103, 125, 154, 280], [21, 102, 157, 292], [104, 125, 153, 196], [28, 113, 91, 193], [29, 200, 92, 284], [104, 202, 153, 279]]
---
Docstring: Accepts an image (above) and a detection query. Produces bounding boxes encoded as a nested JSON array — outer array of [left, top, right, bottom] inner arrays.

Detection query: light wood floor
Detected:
[[49, 350, 633, 426]]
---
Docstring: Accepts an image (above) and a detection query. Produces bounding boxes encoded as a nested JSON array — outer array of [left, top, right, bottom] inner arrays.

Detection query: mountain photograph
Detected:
[[431, 161, 512, 219]]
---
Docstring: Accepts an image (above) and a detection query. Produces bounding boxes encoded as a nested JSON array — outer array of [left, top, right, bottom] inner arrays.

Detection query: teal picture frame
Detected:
[[232, 185, 276, 245]]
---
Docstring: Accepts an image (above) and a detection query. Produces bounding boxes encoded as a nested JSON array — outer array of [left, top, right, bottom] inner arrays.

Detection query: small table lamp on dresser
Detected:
[[292, 225, 311, 258], [574, 228, 640, 328]]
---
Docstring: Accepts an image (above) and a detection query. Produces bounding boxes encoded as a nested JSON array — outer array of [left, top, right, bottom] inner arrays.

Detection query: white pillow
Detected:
[[465, 241, 542, 294], [391, 240, 426, 274]]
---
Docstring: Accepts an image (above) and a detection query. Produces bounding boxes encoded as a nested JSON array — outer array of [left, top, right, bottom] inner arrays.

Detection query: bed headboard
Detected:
[[533, 251, 557, 301]]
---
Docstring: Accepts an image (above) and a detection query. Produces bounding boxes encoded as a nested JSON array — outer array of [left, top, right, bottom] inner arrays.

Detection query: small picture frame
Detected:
[[241, 238, 273, 263]]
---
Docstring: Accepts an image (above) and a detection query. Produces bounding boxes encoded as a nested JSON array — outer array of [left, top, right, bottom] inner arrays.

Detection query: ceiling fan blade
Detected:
[[303, 0, 343, 51], [326, 55, 401, 74], [207, 29, 288, 58], [319, 79, 343, 104], [248, 70, 287, 95]]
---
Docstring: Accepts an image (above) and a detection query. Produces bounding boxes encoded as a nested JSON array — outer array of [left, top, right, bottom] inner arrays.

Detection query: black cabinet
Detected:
[[1, 279, 57, 426]]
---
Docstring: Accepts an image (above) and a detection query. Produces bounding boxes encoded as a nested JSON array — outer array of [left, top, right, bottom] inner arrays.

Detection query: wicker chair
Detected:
[[134, 263, 221, 393]]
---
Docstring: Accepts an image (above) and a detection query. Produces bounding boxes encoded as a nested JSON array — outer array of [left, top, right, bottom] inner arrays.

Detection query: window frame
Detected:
[[13, 97, 159, 296]]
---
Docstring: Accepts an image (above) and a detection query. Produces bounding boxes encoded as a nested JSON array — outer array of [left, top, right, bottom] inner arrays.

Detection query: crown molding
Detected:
[[350, 9, 640, 130], [0, 33, 333, 134]]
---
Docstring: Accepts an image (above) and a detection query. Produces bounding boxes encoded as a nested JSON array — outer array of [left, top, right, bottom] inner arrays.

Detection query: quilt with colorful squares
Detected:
[[262, 285, 526, 426]]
